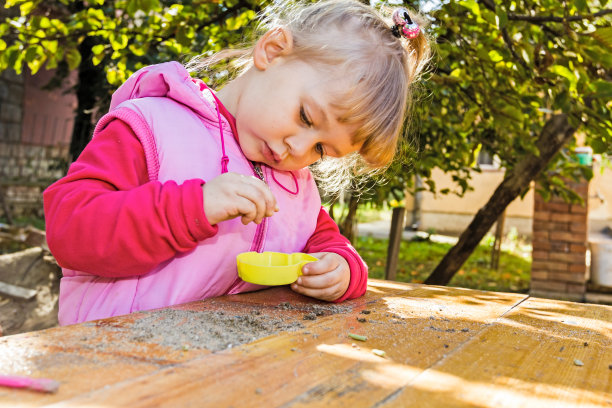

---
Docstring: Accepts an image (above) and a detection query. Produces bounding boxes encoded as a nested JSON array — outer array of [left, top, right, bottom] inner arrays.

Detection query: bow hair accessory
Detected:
[[391, 8, 420, 40]]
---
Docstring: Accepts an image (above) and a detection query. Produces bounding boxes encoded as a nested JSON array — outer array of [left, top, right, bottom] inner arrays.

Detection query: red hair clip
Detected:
[[391, 8, 420, 40]]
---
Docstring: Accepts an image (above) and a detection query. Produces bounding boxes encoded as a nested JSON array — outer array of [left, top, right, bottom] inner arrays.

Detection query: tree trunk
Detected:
[[339, 193, 359, 243], [69, 36, 105, 161], [409, 175, 423, 231], [425, 114, 575, 285], [327, 196, 338, 221]]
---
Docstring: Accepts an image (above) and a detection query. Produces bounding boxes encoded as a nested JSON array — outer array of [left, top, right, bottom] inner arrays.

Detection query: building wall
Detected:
[[588, 162, 612, 230], [405, 168, 534, 235], [406, 164, 612, 236], [21, 69, 76, 146], [0, 68, 75, 218], [0, 70, 24, 145]]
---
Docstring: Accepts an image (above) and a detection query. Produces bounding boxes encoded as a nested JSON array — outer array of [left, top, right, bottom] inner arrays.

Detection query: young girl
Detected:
[[44, 0, 430, 325]]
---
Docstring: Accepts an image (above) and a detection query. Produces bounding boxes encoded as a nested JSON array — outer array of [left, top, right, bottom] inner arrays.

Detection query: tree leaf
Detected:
[[64, 47, 81, 70], [461, 0, 480, 15], [495, 6, 508, 29], [591, 138, 607, 154], [591, 27, 612, 50], [574, 0, 588, 12], [92, 44, 105, 55], [591, 80, 612, 99], [488, 50, 504, 62], [109, 33, 129, 50], [19, 1, 37, 16]]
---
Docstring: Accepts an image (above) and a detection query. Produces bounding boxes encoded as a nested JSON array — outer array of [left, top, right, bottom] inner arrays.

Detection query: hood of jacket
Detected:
[[110, 61, 220, 124]]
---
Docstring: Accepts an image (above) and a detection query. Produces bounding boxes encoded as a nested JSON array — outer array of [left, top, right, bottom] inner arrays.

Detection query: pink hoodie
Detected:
[[44, 62, 368, 325]]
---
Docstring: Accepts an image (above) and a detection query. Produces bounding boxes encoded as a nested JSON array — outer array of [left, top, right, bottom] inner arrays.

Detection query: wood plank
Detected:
[[0, 287, 356, 406], [0, 281, 37, 300], [0, 329, 163, 407], [385, 296, 612, 407], [0, 308, 221, 407], [40, 284, 526, 407]]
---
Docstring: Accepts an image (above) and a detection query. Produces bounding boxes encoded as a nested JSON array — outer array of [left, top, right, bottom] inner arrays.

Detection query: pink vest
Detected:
[[58, 62, 321, 324]]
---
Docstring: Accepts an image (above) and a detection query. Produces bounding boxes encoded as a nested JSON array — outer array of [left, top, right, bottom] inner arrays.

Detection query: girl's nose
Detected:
[[285, 133, 316, 158]]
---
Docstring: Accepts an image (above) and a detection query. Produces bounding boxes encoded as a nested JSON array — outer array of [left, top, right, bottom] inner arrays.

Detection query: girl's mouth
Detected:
[[262, 142, 281, 163]]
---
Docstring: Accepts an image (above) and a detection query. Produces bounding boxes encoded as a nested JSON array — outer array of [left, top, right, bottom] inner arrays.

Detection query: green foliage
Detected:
[[355, 235, 531, 293], [0, 215, 45, 230], [375, 0, 612, 207], [1, 0, 265, 89], [1, 0, 610, 207]]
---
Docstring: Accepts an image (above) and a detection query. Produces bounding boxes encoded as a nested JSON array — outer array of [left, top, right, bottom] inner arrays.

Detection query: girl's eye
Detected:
[[315, 143, 325, 159], [300, 106, 313, 127]]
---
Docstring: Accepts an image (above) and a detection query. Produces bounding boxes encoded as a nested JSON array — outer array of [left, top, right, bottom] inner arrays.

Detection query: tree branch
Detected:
[[425, 114, 576, 286], [478, 0, 612, 24], [508, 9, 612, 23], [500, 27, 529, 71], [475, 1, 528, 71], [3, 1, 261, 53]]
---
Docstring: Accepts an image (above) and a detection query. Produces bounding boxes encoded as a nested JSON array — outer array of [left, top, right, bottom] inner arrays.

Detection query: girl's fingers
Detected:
[[291, 253, 350, 302], [253, 179, 279, 216], [237, 190, 265, 224], [234, 196, 258, 225], [236, 185, 270, 224], [296, 271, 339, 289], [237, 177, 277, 222], [243, 176, 278, 215], [205, 172, 278, 225], [291, 282, 342, 302], [302, 254, 338, 276]]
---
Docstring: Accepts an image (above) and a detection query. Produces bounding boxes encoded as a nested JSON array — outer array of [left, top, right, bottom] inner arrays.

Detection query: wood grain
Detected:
[[0, 281, 609, 408]]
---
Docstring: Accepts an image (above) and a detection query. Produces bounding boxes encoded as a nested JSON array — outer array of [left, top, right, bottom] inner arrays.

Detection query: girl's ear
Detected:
[[253, 27, 294, 70]]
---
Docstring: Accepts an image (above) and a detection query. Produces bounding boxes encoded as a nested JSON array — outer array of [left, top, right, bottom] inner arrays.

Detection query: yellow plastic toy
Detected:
[[236, 251, 318, 286]]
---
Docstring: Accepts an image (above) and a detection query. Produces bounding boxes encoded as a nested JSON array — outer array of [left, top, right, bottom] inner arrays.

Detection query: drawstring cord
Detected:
[[209, 89, 230, 174], [203, 83, 299, 195], [272, 170, 299, 195]]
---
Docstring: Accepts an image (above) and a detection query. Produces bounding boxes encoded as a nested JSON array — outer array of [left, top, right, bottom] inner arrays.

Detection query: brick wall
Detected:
[[0, 68, 74, 218], [0, 70, 23, 144], [0, 141, 70, 217], [530, 180, 589, 301]]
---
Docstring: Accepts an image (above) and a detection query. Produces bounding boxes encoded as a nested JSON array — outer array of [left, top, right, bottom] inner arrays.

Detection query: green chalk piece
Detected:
[[348, 333, 367, 342]]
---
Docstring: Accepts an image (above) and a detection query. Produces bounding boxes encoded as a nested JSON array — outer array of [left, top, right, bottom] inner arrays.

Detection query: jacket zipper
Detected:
[[230, 163, 267, 293], [251, 164, 267, 253]]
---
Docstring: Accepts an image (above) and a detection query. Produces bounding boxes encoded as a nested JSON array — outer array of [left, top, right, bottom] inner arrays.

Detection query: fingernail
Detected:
[[298, 278, 304, 285]]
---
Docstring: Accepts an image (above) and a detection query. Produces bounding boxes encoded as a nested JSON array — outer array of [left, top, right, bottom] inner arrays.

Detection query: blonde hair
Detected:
[[187, 0, 431, 193]]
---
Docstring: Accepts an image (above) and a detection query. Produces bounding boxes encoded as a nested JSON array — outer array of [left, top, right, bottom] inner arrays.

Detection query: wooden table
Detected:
[[1, 279, 611, 407]]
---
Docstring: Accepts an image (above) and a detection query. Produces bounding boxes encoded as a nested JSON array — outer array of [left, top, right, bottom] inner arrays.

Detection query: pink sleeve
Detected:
[[43, 119, 218, 278], [302, 207, 368, 302]]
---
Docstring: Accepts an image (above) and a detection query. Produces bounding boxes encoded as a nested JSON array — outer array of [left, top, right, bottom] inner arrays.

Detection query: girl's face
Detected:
[[232, 58, 362, 172]]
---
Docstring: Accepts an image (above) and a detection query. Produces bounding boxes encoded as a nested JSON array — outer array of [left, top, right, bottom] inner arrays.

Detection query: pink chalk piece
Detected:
[[0, 375, 60, 393]]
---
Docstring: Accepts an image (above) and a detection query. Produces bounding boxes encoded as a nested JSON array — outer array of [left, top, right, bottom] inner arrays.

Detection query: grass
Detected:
[[0, 216, 46, 254], [325, 201, 391, 224], [355, 235, 531, 293], [0, 216, 45, 230], [1, 213, 531, 293]]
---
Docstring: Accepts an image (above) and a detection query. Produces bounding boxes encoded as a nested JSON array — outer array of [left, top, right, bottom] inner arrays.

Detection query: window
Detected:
[[477, 149, 500, 170]]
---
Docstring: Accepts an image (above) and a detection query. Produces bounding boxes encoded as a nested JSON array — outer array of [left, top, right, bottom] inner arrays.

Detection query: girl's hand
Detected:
[[291, 252, 350, 302], [202, 172, 278, 225]]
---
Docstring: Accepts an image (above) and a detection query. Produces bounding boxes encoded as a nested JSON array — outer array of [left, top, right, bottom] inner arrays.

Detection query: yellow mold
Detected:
[[236, 251, 318, 286]]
